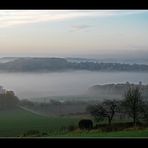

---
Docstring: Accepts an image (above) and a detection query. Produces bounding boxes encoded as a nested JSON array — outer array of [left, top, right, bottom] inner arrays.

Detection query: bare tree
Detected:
[[87, 99, 118, 125], [142, 101, 148, 123], [122, 86, 144, 126]]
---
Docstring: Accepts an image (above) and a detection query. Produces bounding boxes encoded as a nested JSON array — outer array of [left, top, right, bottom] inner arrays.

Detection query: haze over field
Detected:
[[0, 71, 148, 99]]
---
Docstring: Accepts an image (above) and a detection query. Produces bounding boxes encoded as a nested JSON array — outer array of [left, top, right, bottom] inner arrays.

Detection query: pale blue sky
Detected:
[[0, 10, 148, 58]]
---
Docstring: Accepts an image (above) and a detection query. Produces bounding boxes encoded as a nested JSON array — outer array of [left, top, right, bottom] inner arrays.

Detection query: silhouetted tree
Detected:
[[87, 99, 118, 125], [122, 86, 144, 126]]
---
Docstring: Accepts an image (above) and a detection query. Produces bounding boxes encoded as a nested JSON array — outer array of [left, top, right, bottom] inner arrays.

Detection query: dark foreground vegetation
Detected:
[[87, 85, 148, 127]]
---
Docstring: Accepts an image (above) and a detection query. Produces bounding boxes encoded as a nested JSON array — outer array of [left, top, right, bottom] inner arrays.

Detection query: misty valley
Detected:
[[1, 10, 148, 139], [0, 57, 148, 137], [0, 70, 148, 99]]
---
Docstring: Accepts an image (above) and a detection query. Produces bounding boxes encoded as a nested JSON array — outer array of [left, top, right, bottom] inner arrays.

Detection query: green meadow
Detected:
[[0, 107, 79, 137], [0, 107, 148, 138], [56, 129, 148, 138]]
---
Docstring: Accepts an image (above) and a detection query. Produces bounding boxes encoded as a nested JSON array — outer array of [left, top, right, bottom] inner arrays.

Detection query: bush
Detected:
[[67, 125, 76, 131], [22, 130, 41, 137], [94, 122, 134, 132], [79, 119, 93, 130], [42, 132, 48, 136]]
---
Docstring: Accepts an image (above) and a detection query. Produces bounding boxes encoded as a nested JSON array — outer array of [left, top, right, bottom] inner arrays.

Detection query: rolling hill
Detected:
[[0, 57, 148, 72], [0, 106, 80, 137]]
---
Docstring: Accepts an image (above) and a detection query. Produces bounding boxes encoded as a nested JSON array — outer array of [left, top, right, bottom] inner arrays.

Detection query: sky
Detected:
[[0, 10, 148, 59]]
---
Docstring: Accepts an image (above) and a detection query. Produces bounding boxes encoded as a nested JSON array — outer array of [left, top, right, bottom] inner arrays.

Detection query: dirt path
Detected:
[[18, 106, 50, 117]]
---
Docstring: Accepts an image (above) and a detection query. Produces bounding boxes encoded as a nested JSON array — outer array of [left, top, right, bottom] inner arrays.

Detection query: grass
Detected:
[[48, 129, 148, 137], [0, 107, 80, 137], [0, 107, 148, 137]]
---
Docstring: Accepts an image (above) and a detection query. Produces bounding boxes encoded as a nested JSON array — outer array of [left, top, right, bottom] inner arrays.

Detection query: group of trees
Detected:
[[0, 91, 19, 109], [0, 57, 148, 72], [0, 58, 69, 72], [87, 86, 148, 126], [70, 62, 148, 71]]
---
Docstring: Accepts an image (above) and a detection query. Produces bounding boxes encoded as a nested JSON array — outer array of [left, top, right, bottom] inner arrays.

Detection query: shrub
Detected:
[[22, 130, 41, 137], [78, 119, 93, 130], [67, 125, 76, 131]]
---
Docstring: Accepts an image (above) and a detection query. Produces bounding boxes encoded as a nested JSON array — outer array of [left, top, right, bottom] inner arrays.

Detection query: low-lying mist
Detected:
[[0, 71, 148, 100]]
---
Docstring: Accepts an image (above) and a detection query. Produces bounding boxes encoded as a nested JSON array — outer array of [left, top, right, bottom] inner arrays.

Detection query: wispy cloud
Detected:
[[70, 25, 92, 32], [0, 10, 147, 28]]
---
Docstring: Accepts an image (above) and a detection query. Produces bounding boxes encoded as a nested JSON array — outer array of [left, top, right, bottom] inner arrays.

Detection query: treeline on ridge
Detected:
[[0, 57, 148, 72]]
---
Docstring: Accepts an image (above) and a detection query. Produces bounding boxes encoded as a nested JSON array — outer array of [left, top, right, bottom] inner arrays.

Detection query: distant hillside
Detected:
[[0, 57, 69, 72], [0, 57, 148, 72], [87, 82, 148, 100], [0, 57, 17, 63]]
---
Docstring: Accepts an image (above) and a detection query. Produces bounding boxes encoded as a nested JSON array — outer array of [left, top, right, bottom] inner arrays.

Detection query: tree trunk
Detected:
[[133, 114, 136, 126], [133, 106, 137, 126], [108, 117, 111, 126]]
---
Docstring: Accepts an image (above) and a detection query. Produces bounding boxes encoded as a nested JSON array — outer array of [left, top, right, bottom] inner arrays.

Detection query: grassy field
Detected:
[[0, 107, 80, 137], [53, 129, 148, 137], [0, 107, 148, 137]]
